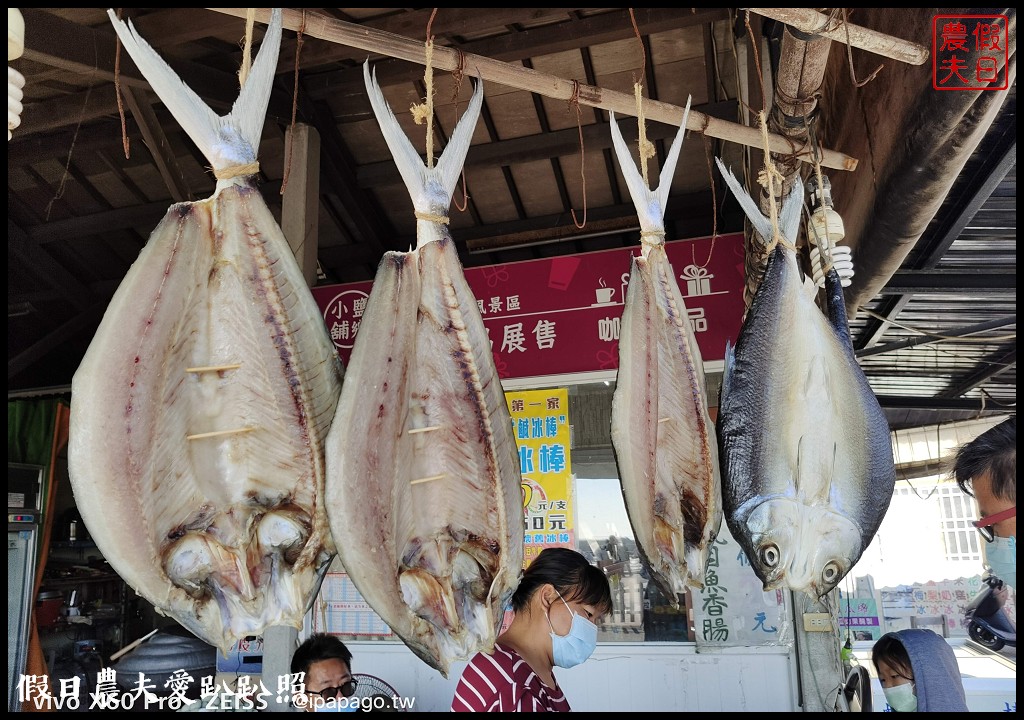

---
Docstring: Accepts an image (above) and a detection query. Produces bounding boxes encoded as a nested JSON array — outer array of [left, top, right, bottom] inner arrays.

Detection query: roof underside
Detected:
[[7, 8, 1017, 432]]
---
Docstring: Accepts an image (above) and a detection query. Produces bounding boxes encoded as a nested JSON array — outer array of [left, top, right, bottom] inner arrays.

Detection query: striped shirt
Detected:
[[451, 642, 571, 712]]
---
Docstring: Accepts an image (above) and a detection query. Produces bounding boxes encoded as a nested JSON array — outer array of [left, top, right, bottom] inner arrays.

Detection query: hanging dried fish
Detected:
[[610, 99, 723, 601], [323, 63, 523, 677], [68, 9, 343, 651]]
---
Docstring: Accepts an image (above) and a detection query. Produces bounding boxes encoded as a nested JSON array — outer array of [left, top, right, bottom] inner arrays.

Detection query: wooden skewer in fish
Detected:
[[609, 96, 723, 602]]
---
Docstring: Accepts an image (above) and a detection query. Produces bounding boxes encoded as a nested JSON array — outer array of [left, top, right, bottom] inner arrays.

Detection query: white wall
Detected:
[[343, 641, 799, 712]]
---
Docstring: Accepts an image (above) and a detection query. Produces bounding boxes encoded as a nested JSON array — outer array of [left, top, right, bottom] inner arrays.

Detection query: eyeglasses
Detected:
[[973, 506, 1016, 543], [309, 679, 358, 700]]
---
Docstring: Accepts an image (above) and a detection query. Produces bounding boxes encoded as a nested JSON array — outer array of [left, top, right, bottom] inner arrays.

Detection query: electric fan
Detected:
[[349, 674, 406, 712]]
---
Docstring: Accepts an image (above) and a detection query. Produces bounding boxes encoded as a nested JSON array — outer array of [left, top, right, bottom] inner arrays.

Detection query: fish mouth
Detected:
[[741, 498, 861, 596]]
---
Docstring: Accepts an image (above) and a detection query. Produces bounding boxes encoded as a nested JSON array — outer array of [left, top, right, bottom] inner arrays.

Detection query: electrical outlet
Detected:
[[803, 612, 832, 632]]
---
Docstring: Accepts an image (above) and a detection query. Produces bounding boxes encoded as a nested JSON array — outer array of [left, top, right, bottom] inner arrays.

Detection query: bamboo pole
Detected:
[[743, 8, 930, 65], [205, 7, 858, 172]]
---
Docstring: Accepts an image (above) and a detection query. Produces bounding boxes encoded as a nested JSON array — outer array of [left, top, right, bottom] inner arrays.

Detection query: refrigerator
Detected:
[[8, 462, 43, 712]]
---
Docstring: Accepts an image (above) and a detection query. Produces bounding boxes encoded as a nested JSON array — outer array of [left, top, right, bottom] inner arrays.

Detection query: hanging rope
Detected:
[[114, 8, 130, 159], [629, 9, 656, 188], [280, 10, 307, 195], [842, 9, 884, 88], [238, 8, 256, 89], [745, 11, 767, 115], [410, 9, 439, 168], [568, 80, 587, 229], [451, 47, 470, 212], [693, 114, 719, 270], [756, 111, 795, 252]]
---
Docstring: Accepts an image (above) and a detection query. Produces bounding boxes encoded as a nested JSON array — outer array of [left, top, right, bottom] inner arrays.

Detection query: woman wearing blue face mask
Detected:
[[451, 548, 612, 712], [871, 629, 968, 712]]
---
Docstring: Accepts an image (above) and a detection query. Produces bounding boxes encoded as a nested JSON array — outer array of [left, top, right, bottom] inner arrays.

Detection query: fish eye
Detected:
[[760, 544, 780, 568], [822, 561, 841, 584]]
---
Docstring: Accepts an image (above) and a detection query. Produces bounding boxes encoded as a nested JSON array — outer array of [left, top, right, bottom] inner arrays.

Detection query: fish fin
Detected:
[[655, 96, 691, 212], [795, 433, 836, 504], [609, 97, 690, 235], [106, 9, 282, 174], [715, 158, 773, 241], [823, 267, 856, 355], [716, 158, 804, 248], [363, 61, 483, 214], [720, 340, 734, 403]]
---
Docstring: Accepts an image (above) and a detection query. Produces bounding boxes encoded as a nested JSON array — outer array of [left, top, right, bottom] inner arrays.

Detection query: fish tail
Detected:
[[715, 158, 805, 248], [106, 9, 282, 174], [363, 60, 483, 214], [609, 96, 691, 237]]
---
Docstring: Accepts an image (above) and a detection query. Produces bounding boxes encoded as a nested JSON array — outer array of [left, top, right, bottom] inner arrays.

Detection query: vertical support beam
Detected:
[[794, 591, 844, 712], [263, 625, 298, 709], [281, 123, 321, 288], [744, 23, 833, 310]]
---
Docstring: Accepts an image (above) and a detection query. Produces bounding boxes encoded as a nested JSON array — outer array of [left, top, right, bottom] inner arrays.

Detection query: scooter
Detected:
[[963, 574, 1016, 651]]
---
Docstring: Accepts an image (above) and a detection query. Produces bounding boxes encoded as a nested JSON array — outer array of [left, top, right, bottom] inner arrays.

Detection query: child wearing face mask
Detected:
[[871, 629, 969, 712], [450, 548, 613, 712]]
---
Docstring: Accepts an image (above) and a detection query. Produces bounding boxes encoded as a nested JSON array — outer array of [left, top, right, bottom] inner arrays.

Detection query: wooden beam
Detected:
[[743, 8, 930, 65], [26, 182, 285, 246], [10, 221, 93, 301], [285, 8, 599, 72], [462, 190, 719, 253], [855, 316, 1018, 358], [301, 8, 729, 100], [207, 7, 857, 171], [358, 99, 737, 188], [940, 349, 1017, 399]]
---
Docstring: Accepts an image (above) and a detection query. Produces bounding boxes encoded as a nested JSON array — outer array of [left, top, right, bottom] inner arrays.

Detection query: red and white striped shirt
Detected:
[[450, 642, 571, 712]]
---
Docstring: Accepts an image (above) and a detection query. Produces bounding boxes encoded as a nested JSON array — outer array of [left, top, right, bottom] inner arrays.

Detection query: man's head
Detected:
[[291, 634, 356, 712], [953, 416, 1016, 539]]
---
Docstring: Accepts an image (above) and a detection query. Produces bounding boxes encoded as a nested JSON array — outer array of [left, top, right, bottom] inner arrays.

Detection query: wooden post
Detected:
[[281, 123, 321, 288]]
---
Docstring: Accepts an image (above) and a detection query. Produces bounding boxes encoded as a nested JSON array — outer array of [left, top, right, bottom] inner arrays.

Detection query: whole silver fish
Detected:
[[68, 10, 343, 651], [609, 99, 722, 600], [715, 161, 896, 597], [323, 64, 523, 677]]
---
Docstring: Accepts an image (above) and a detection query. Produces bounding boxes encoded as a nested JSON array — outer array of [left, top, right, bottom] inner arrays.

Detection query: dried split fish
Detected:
[[68, 9, 343, 651], [610, 98, 723, 600], [323, 63, 523, 676]]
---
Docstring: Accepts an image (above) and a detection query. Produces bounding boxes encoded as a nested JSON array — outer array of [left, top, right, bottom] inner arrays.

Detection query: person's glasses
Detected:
[[973, 506, 1016, 543], [309, 679, 358, 700]]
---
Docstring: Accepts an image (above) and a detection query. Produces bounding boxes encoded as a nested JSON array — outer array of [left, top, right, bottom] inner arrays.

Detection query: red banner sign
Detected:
[[312, 233, 746, 380]]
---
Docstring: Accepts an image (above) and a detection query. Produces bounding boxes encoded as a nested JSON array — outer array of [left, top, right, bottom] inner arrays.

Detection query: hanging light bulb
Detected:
[[806, 173, 854, 288], [9, 8, 25, 142]]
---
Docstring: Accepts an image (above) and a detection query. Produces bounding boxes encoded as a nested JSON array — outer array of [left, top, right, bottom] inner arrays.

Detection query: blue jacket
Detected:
[[884, 629, 969, 712]]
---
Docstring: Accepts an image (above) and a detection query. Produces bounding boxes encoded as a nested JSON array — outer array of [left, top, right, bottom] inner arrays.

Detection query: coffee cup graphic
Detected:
[[595, 287, 615, 304]]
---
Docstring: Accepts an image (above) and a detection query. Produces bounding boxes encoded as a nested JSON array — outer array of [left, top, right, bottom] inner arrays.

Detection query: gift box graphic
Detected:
[[681, 264, 714, 296]]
